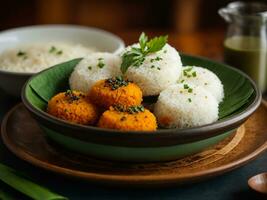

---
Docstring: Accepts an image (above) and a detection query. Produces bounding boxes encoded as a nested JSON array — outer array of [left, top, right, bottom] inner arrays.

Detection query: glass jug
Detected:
[[219, 1, 267, 93]]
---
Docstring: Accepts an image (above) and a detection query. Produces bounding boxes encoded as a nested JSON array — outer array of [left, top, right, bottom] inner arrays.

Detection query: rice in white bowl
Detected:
[[69, 52, 121, 93], [179, 66, 224, 103], [154, 83, 219, 128], [0, 42, 95, 73], [123, 43, 183, 96]]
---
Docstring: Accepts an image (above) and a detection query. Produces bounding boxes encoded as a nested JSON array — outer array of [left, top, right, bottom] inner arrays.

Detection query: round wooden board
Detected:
[[1, 103, 267, 187]]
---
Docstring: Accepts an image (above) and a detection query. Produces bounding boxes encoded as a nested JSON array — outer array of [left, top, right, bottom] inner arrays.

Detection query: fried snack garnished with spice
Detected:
[[47, 90, 99, 125], [89, 76, 143, 109], [98, 105, 157, 131]]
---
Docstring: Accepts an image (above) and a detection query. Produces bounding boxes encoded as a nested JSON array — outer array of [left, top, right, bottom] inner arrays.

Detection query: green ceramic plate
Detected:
[[21, 54, 261, 162]]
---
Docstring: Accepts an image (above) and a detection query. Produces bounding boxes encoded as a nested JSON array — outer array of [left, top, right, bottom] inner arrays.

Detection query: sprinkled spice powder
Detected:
[[64, 90, 82, 103], [120, 116, 127, 121], [105, 76, 129, 90]]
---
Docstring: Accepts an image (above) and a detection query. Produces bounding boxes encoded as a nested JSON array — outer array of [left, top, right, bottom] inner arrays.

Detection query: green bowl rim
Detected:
[[21, 53, 262, 147]]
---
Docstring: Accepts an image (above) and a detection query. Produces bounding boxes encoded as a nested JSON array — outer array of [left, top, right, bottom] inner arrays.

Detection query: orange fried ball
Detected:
[[89, 76, 143, 109], [47, 90, 98, 125], [98, 105, 157, 131]]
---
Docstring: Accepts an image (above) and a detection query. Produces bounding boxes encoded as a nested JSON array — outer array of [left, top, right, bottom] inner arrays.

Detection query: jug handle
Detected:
[[218, 8, 231, 22]]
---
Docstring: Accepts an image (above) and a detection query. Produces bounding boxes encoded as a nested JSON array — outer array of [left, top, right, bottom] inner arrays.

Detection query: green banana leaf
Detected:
[[0, 163, 67, 200], [28, 54, 255, 121], [29, 58, 83, 103]]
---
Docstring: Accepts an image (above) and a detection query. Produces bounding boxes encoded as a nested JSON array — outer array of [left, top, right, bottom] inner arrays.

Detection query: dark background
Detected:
[[0, 0, 265, 33]]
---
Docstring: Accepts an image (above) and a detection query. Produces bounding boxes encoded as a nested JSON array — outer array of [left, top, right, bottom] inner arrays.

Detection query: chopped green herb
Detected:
[[113, 105, 145, 114], [180, 79, 185, 83], [150, 58, 154, 63], [155, 56, 162, 61], [97, 61, 105, 68], [49, 46, 56, 53], [204, 82, 208, 85], [183, 67, 197, 78], [184, 67, 193, 72], [184, 84, 189, 89], [56, 50, 63, 55], [49, 46, 63, 55], [151, 65, 155, 68], [105, 76, 129, 90], [88, 66, 92, 70], [188, 98, 192, 102], [121, 32, 168, 74], [17, 51, 26, 56], [163, 50, 167, 53], [157, 67, 161, 70], [183, 83, 193, 93], [17, 51, 28, 60]]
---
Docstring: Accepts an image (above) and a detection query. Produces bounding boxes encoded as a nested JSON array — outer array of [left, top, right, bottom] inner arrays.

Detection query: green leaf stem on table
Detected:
[[0, 163, 67, 200], [0, 188, 16, 200]]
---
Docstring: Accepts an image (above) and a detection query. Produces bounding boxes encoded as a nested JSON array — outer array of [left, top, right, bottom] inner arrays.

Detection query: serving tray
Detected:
[[1, 103, 267, 187]]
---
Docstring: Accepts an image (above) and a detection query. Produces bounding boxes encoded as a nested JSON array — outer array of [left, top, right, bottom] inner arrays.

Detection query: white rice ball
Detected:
[[123, 44, 182, 96], [179, 66, 224, 103], [69, 52, 121, 93], [154, 84, 219, 128]]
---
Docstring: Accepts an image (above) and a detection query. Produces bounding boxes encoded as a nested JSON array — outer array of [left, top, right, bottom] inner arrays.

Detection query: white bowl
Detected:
[[0, 25, 125, 97]]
